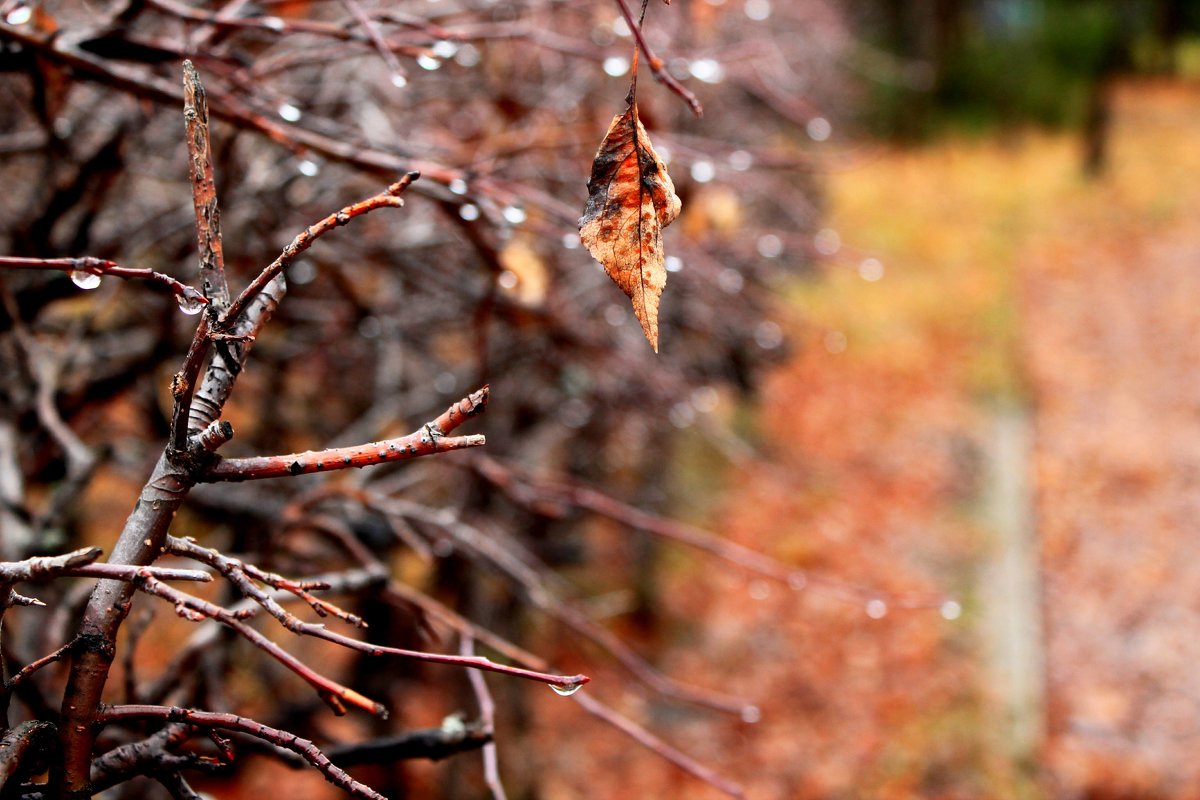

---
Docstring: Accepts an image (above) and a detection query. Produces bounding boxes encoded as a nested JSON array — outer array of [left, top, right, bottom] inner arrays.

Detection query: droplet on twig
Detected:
[[6, 4, 32, 24], [549, 681, 584, 697], [69, 269, 102, 290], [175, 287, 205, 315]]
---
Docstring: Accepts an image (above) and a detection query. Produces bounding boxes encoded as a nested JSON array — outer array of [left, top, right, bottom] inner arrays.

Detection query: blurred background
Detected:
[[2, 0, 1200, 798]]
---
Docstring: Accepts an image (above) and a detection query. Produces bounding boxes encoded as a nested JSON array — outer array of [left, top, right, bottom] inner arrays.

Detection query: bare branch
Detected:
[[611, 0, 703, 115], [473, 456, 952, 610], [321, 721, 492, 765], [203, 387, 488, 482], [97, 704, 386, 800], [182, 61, 230, 310], [132, 574, 387, 717], [338, 0, 407, 84], [218, 173, 419, 330], [0, 256, 207, 306], [0, 548, 211, 585], [574, 692, 745, 799], [463, 635, 507, 800]]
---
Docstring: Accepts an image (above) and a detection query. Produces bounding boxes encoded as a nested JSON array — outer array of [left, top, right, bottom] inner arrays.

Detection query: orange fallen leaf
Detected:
[[579, 100, 681, 352]]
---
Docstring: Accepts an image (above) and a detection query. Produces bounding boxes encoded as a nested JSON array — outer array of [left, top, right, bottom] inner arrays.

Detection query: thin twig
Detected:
[[149, 546, 589, 692], [463, 634, 507, 800], [203, 386, 488, 482], [0, 255, 207, 305], [97, 704, 387, 800], [132, 573, 387, 717], [338, 0, 407, 83], [573, 691, 745, 799], [218, 173, 419, 330], [473, 456, 951, 610], [5, 641, 73, 690], [0, 548, 211, 584], [611, 0, 702, 115], [321, 722, 492, 765]]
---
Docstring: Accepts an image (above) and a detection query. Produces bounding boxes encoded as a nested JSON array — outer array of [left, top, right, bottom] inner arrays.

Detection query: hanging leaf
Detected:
[[579, 101, 681, 352]]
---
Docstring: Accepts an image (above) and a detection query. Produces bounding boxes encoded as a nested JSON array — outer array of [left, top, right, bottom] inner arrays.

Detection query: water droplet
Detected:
[[665, 255, 683, 273], [657, 144, 673, 165], [940, 600, 962, 621], [603, 56, 630, 77], [449, 178, 469, 195], [498, 270, 518, 290], [744, 0, 771, 21], [433, 372, 456, 394], [717, 268, 744, 294], [690, 160, 716, 183], [728, 150, 754, 171], [689, 58, 724, 84], [668, 402, 695, 429], [432, 40, 459, 59], [866, 599, 888, 619], [502, 206, 527, 225], [561, 232, 580, 250], [691, 386, 719, 413], [814, 228, 841, 255], [175, 287, 204, 315], [5, 4, 32, 24], [298, 159, 320, 177], [824, 330, 847, 354], [459, 203, 480, 221], [358, 316, 382, 338], [454, 44, 481, 67], [278, 103, 302, 122], [390, 73, 408, 88], [756, 233, 783, 258], [550, 681, 583, 697], [604, 304, 627, 327], [261, 15, 285, 31], [417, 54, 441, 71], [748, 580, 770, 600], [787, 572, 807, 591], [440, 714, 466, 734], [859, 257, 884, 282], [806, 116, 832, 142], [755, 320, 783, 350], [290, 260, 317, 285], [611, 15, 631, 38], [741, 705, 762, 724], [69, 269, 102, 290]]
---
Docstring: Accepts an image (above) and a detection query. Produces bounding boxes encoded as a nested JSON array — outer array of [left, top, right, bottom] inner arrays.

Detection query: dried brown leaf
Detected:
[[579, 102, 681, 352]]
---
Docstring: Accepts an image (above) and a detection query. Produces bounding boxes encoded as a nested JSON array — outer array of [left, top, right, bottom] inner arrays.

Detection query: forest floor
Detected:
[[530, 79, 1200, 799]]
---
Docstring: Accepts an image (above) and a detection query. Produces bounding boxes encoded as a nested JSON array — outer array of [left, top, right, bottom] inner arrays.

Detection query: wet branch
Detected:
[[96, 705, 386, 800], [203, 387, 489, 482], [0, 256, 207, 306]]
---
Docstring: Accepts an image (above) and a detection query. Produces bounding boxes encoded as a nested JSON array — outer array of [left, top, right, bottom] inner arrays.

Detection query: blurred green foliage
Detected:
[[858, 0, 1200, 137]]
